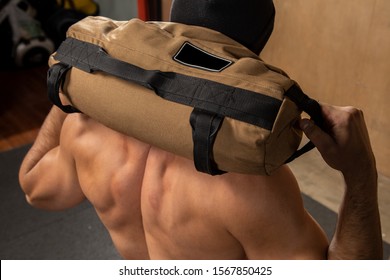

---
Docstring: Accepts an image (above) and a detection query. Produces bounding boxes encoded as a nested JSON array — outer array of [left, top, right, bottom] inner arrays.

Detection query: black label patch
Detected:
[[173, 42, 233, 72]]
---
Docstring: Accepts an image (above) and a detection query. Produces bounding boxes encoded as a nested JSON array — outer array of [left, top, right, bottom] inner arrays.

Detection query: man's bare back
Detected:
[[20, 109, 328, 259]]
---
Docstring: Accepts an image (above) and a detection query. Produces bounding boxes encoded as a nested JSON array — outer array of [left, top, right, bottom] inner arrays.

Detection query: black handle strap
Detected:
[[47, 62, 81, 113], [190, 108, 225, 175], [284, 85, 323, 163]]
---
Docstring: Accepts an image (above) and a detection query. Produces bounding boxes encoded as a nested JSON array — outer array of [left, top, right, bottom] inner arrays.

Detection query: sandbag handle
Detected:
[[47, 62, 81, 113], [284, 85, 323, 163], [190, 108, 226, 175]]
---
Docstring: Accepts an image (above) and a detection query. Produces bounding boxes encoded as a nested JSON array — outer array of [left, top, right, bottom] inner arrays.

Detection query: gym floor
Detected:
[[0, 66, 389, 259]]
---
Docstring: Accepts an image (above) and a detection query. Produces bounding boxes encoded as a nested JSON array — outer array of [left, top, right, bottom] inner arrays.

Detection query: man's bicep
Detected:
[[20, 146, 85, 210]]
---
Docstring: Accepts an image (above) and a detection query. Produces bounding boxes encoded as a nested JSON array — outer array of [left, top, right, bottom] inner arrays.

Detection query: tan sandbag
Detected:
[[47, 16, 321, 175]]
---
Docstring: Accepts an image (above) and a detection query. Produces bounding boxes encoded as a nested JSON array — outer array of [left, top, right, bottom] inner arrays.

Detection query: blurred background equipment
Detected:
[[57, 0, 99, 16], [0, 0, 99, 68], [28, 0, 99, 48], [0, 0, 54, 67]]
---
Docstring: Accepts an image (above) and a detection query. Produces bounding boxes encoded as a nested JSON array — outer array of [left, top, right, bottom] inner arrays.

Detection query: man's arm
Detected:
[[19, 106, 85, 210], [300, 104, 383, 259]]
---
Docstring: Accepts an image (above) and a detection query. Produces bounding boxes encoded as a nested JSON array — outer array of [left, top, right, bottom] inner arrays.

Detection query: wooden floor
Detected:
[[0, 65, 51, 152]]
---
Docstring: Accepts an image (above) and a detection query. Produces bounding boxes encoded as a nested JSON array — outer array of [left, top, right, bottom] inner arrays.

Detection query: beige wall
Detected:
[[161, 0, 389, 176], [261, 0, 390, 176], [161, 0, 172, 21]]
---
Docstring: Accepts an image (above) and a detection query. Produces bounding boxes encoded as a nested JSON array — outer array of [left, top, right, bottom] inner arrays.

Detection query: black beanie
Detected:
[[170, 0, 275, 54]]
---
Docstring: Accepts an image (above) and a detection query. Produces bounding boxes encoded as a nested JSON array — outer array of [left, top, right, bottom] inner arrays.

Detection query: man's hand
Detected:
[[299, 103, 382, 259], [299, 104, 376, 179]]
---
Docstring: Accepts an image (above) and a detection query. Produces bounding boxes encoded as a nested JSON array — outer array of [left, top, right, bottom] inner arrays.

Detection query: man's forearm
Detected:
[[328, 170, 383, 259], [19, 106, 85, 210], [20, 106, 67, 175], [300, 105, 383, 259]]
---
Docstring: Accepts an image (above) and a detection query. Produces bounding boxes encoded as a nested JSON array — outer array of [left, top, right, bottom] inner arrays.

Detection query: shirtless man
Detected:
[[19, 0, 382, 259]]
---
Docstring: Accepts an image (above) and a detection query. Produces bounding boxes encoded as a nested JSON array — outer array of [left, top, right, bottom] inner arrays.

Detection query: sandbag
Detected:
[[47, 16, 322, 175]]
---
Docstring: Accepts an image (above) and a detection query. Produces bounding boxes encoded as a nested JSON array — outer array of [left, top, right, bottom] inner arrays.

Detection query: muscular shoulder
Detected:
[[59, 114, 151, 202], [218, 166, 303, 227], [217, 166, 328, 259], [61, 114, 149, 156], [61, 114, 100, 143]]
